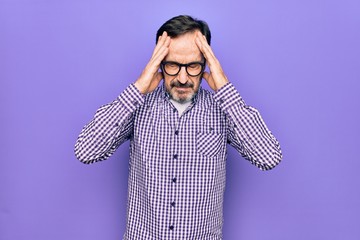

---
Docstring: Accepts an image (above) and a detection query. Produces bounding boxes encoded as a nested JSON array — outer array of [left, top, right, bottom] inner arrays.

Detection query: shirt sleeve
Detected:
[[213, 82, 282, 170], [74, 84, 144, 164]]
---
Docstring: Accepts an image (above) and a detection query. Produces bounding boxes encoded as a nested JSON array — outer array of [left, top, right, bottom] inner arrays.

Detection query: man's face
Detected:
[[163, 31, 203, 103]]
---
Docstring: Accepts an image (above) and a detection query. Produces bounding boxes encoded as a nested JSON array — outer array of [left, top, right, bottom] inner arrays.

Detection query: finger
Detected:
[[196, 35, 221, 74], [195, 34, 214, 62], [151, 38, 170, 63], [195, 32, 204, 51], [198, 33, 216, 59], [157, 31, 168, 45], [158, 31, 168, 46], [152, 32, 169, 58], [144, 47, 169, 78], [152, 36, 170, 60], [199, 37, 216, 63], [149, 36, 170, 70]]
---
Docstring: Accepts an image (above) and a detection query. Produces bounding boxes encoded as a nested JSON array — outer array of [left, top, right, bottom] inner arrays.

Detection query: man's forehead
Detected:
[[165, 49, 202, 62], [169, 31, 199, 47], [166, 32, 202, 62]]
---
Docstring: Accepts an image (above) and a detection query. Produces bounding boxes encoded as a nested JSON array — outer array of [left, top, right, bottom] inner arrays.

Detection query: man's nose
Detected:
[[178, 66, 188, 84]]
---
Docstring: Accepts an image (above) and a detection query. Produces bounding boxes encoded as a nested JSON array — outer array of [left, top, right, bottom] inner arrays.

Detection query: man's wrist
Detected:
[[117, 84, 145, 112], [134, 80, 147, 95], [215, 79, 229, 91], [214, 82, 243, 110]]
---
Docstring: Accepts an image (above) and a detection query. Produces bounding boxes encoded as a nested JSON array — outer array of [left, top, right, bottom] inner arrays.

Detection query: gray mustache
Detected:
[[170, 81, 194, 88]]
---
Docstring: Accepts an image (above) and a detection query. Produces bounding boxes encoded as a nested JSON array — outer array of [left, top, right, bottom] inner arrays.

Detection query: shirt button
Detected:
[[172, 178, 177, 183], [169, 225, 174, 230], [171, 202, 175, 207], [173, 154, 178, 159], [175, 130, 179, 135]]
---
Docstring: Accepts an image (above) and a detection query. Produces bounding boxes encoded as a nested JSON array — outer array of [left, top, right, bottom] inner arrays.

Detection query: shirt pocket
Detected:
[[196, 131, 224, 158]]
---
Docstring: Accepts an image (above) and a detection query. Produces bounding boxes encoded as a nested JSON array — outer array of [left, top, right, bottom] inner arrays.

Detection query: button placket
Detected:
[[169, 107, 180, 234]]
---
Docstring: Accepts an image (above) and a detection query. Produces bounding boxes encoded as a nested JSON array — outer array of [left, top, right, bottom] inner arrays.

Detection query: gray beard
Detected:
[[170, 92, 194, 103]]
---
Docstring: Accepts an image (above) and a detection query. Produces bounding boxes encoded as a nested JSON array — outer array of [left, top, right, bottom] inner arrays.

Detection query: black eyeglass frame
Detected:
[[160, 60, 206, 77]]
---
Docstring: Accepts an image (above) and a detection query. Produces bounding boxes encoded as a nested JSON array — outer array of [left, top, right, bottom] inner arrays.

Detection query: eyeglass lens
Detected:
[[163, 62, 203, 76]]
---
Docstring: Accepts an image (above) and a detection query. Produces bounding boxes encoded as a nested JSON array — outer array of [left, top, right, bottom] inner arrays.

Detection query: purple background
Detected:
[[1, 0, 359, 239]]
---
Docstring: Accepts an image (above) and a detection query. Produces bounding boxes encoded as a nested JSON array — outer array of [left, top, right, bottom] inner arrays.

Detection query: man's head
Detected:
[[156, 15, 211, 103]]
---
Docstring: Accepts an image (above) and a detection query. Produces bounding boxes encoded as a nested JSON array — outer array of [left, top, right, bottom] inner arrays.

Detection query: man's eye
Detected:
[[188, 64, 201, 69], [167, 63, 178, 68]]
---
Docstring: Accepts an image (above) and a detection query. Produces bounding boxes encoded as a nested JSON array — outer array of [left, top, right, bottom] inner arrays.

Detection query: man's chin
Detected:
[[171, 92, 194, 103]]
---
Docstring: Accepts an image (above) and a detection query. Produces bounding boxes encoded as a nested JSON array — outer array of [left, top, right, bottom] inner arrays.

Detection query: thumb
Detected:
[[202, 71, 211, 81], [149, 72, 163, 90], [202, 71, 216, 91], [154, 71, 163, 83]]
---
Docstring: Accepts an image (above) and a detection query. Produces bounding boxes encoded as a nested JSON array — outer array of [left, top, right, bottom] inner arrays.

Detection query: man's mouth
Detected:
[[174, 87, 191, 93], [175, 86, 190, 89], [170, 81, 194, 89]]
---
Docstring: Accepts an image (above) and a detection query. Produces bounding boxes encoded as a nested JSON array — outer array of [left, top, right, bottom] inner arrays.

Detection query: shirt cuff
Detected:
[[213, 82, 244, 110], [117, 83, 145, 112]]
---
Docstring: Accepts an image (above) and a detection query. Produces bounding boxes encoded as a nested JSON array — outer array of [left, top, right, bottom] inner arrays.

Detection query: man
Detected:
[[75, 15, 282, 240]]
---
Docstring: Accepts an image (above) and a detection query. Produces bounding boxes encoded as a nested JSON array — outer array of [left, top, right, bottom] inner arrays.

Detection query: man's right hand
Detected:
[[134, 31, 171, 94]]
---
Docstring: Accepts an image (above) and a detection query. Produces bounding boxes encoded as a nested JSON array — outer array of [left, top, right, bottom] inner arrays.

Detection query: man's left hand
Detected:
[[195, 32, 229, 91]]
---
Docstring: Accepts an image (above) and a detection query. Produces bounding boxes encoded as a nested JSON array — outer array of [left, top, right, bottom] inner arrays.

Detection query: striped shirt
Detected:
[[74, 82, 282, 239]]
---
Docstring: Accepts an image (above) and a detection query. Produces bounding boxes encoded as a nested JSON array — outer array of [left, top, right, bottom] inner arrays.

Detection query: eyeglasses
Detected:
[[161, 61, 206, 77]]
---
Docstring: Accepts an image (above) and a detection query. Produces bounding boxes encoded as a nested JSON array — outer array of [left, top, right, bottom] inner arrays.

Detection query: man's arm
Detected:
[[74, 84, 144, 164], [214, 83, 282, 170], [195, 32, 282, 170], [75, 32, 170, 164]]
